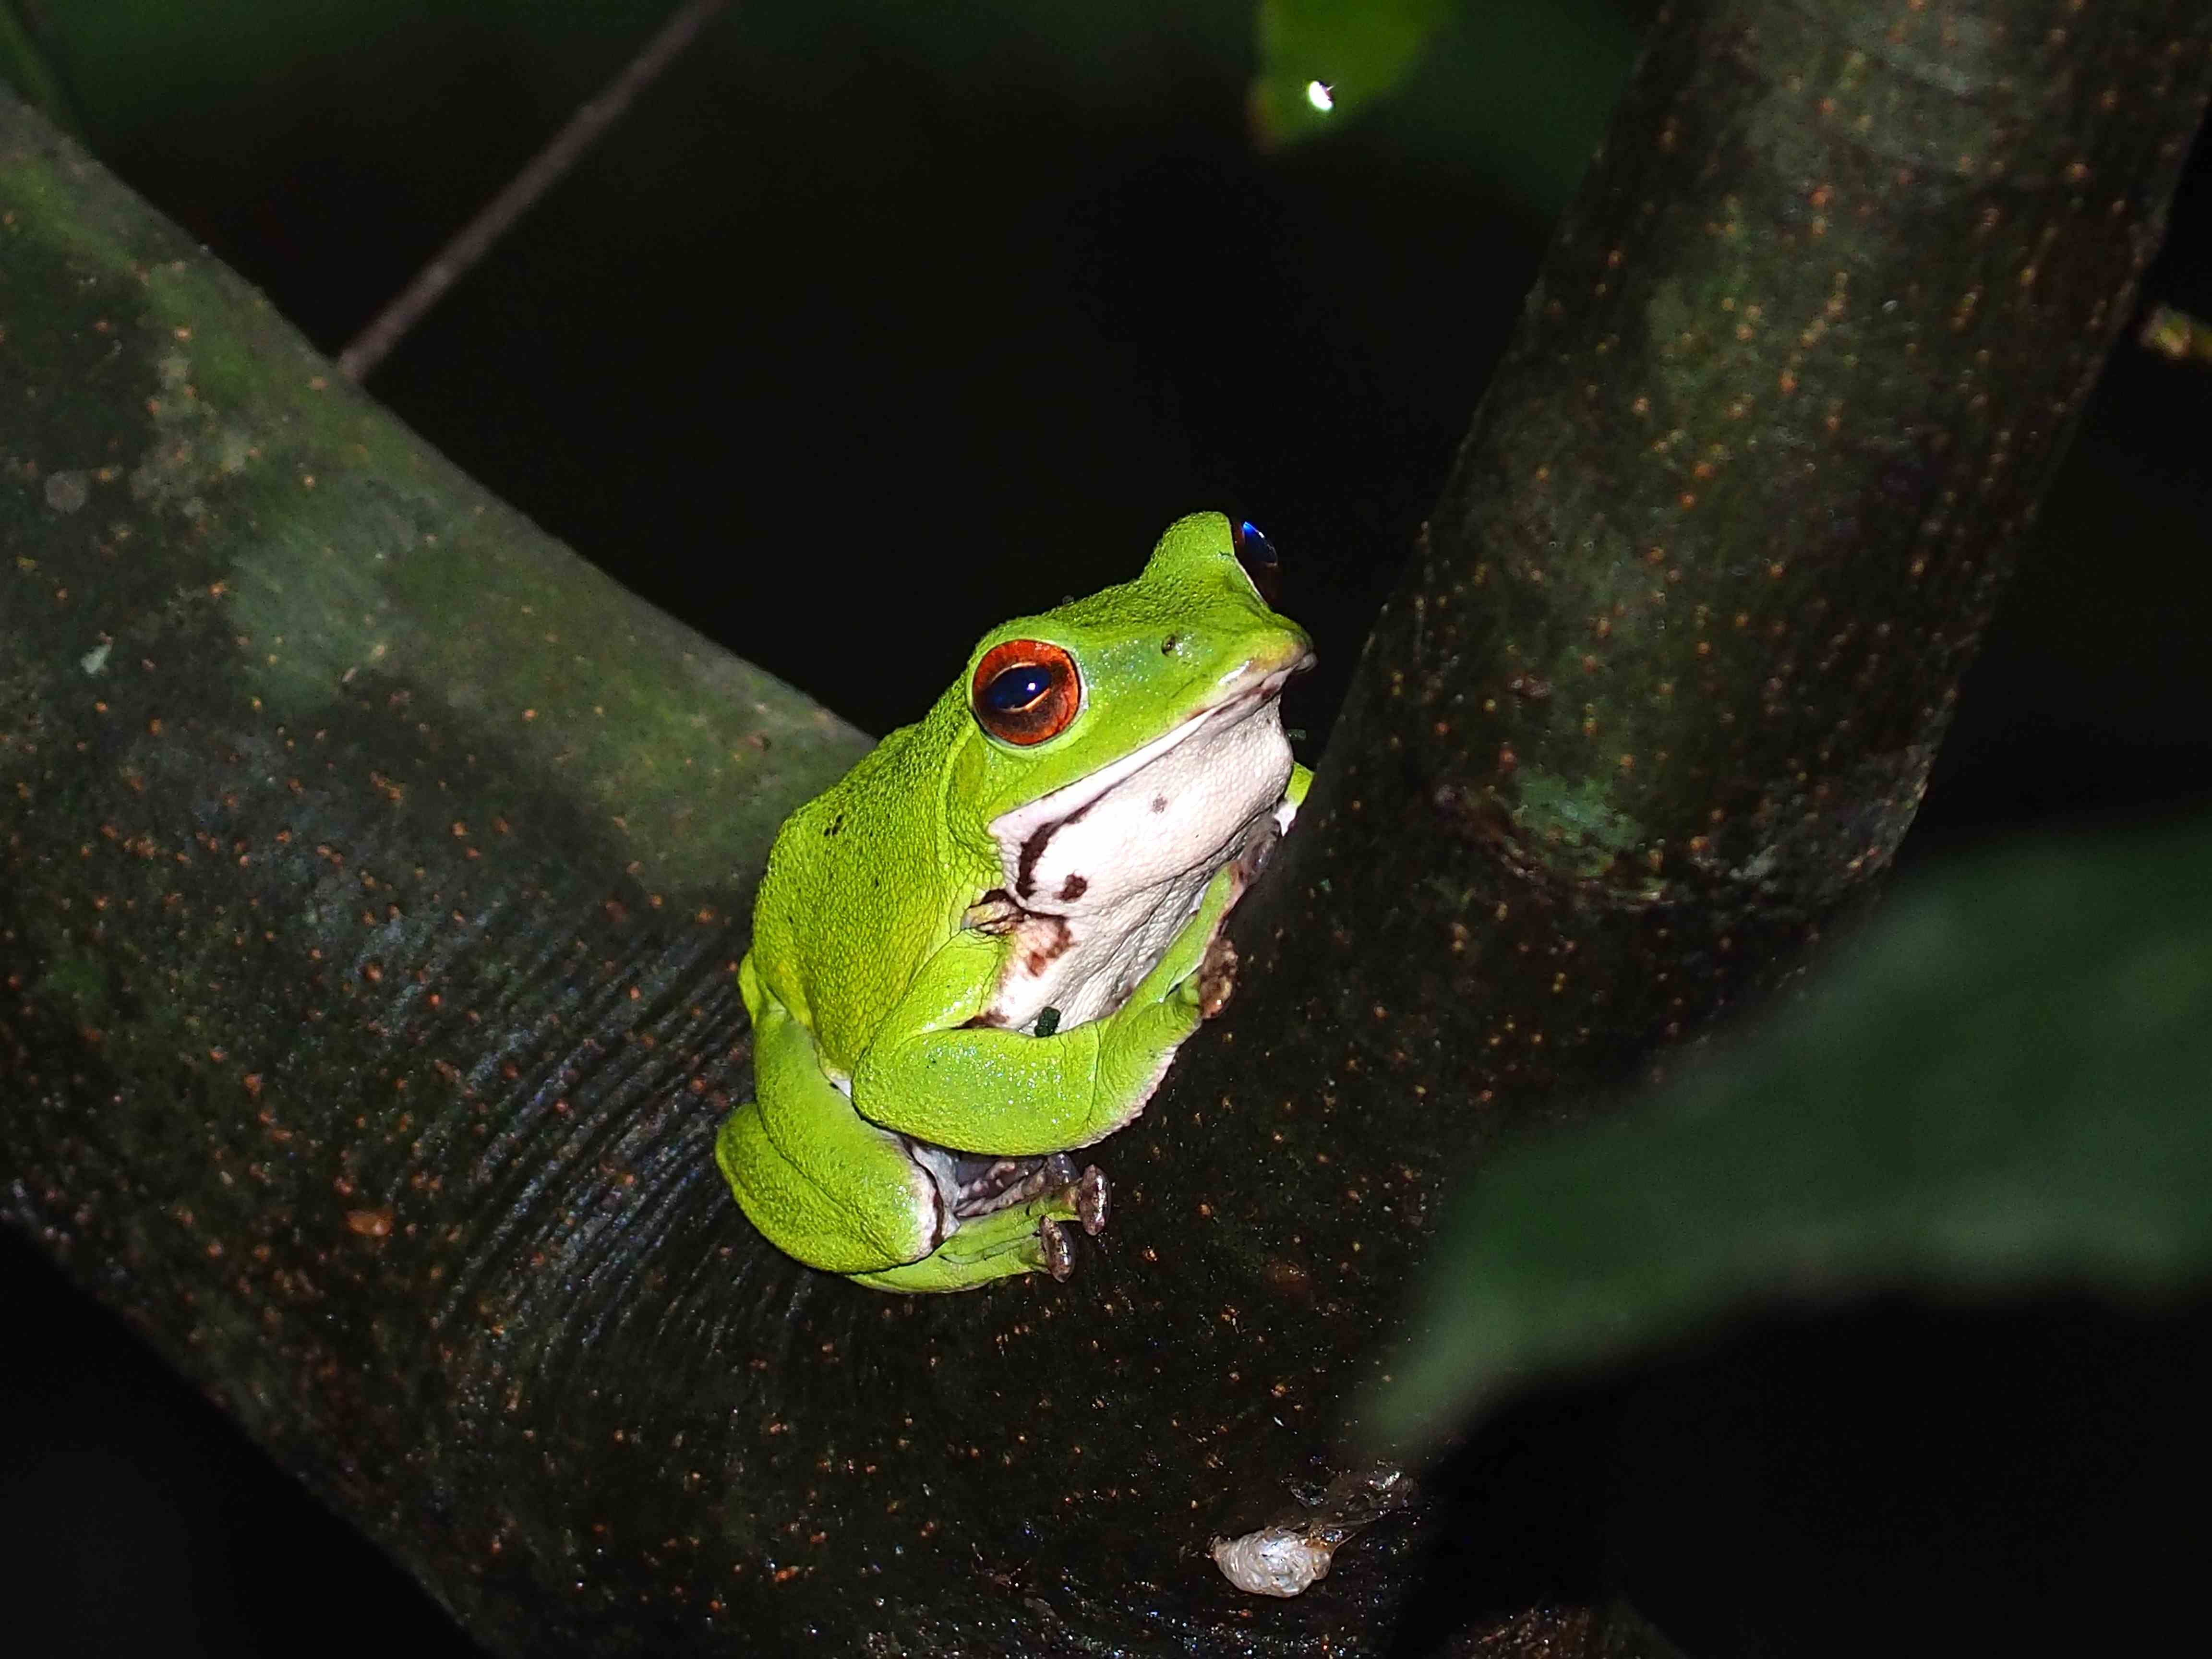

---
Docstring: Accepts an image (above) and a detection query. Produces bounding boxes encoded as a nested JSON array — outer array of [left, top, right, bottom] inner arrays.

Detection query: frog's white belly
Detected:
[[981, 684, 1296, 1032]]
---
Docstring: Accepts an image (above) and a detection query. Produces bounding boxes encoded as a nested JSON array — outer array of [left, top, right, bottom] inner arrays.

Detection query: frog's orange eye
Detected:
[[972, 639, 1081, 746]]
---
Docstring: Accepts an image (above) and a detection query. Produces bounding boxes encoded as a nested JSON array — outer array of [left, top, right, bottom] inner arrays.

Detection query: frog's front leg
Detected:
[[721, 964, 1100, 1290], [853, 865, 1240, 1155]]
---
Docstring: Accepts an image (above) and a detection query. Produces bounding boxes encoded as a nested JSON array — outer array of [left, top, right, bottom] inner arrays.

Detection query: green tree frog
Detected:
[[718, 513, 1314, 1292]]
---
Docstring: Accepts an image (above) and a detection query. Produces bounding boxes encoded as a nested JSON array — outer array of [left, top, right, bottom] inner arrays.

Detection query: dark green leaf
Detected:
[[0, 1, 80, 136], [1371, 819, 2212, 1454], [1250, 0, 1454, 144]]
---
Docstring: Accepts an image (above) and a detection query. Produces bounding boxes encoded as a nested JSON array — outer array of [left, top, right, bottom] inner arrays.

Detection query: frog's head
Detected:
[[946, 512, 1315, 915]]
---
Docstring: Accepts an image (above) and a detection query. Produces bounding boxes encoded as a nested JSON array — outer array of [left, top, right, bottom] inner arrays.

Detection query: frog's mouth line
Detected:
[[992, 655, 1312, 906]]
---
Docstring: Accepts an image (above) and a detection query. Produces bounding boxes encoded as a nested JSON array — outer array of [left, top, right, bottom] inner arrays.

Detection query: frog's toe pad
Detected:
[[1196, 936, 1238, 1018], [1075, 1164, 1110, 1236], [1038, 1216, 1076, 1281]]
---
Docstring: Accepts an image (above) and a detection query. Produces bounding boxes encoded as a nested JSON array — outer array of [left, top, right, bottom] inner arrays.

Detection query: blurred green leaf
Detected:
[[1370, 818, 2212, 1455], [1251, 0, 1454, 144], [0, 1, 80, 136], [1249, 0, 1643, 211]]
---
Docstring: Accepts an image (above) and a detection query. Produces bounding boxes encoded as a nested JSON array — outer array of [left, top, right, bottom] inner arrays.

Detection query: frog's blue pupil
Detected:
[[1237, 520, 1277, 565], [986, 664, 1052, 713]]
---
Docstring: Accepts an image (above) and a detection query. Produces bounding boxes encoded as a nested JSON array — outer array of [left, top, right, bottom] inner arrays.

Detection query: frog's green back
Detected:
[[746, 698, 980, 1072]]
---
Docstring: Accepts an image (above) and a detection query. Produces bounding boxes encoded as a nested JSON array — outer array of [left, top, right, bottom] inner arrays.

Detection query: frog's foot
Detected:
[[850, 1165, 1106, 1293], [947, 1150, 1108, 1235], [1030, 1175, 1106, 1275], [950, 1149, 1076, 1215]]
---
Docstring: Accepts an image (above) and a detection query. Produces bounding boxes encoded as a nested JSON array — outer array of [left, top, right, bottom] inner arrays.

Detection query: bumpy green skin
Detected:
[[718, 513, 1311, 1291]]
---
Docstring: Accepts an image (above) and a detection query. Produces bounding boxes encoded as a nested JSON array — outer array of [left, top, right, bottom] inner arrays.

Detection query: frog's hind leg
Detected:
[[717, 991, 948, 1275], [717, 1092, 939, 1274], [720, 990, 1107, 1290]]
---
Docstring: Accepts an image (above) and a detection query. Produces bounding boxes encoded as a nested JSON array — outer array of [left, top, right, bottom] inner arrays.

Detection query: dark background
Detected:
[[4, 2, 2209, 1653]]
